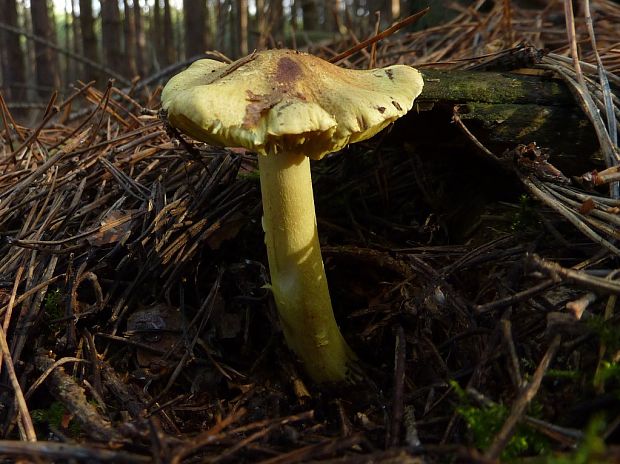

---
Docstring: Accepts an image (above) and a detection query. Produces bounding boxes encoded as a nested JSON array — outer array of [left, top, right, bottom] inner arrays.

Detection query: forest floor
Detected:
[[0, 1, 620, 463]]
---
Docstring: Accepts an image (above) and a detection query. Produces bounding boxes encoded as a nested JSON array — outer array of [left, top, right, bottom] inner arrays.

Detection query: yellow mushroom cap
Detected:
[[161, 49, 424, 160]]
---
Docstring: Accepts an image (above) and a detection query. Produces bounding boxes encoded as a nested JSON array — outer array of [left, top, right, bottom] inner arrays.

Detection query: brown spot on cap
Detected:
[[276, 56, 303, 85], [377, 106, 386, 113], [386, 69, 394, 81], [391, 100, 402, 111], [243, 90, 281, 128]]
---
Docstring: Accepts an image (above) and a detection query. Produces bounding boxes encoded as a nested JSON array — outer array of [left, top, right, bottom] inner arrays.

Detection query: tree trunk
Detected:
[[151, 0, 162, 70], [23, 3, 35, 90], [122, 0, 137, 77], [267, 0, 284, 45], [215, 0, 225, 54], [79, 0, 99, 82], [236, 0, 248, 57], [227, 0, 235, 57], [162, 0, 175, 66], [0, 0, 27, 101], [71, 0, 80, 78], [368, 0, 392, 26], [30, 0, 60, 97], [322, 0, 339, 33], [255, 0, 267, 49], [174, 5, 182, 60], [391, 0, 400, 21], [183, 0, 207, 59], [63, 0, 72, 86], [101, 0, 124, 75], [301, 0, 318, 30], [133, 0, 145, 76], [291, 0, 299, 28], [351, 0, 362, 32], [409, 0, 460, 30]]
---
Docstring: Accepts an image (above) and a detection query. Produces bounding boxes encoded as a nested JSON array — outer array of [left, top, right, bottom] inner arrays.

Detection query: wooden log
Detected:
[[419, 69, 575, 105], [410, 69, 602, 171]]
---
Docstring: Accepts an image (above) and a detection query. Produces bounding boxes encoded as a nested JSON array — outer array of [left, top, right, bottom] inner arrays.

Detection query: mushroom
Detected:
[[162, 49, 423, 383]]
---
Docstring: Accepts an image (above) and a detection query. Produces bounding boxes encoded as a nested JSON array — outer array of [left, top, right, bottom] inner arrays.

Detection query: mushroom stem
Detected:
[[258, 151, 356, 383]]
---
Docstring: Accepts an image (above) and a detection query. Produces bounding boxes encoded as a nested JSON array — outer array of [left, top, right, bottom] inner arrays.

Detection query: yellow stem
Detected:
[[258, 152, 356, 383]]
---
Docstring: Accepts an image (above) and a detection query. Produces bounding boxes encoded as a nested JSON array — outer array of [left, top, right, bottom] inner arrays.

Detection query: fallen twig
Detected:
[[530, 254, 620, 294], [485, 335, 562, 460]]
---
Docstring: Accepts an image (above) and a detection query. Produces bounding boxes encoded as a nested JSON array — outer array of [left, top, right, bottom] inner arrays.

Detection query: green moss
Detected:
[[594, 361, 620, 391], [44, 288, 63, 320], [511, 194, 540, 232], [419, 69, 573, 106], [588, 316, 620, 353], [31, 401, 81, 436], [237, 170, 260, 182], [544, 369, 581, 380], [43, 288, 65, 320], [451, 380, 549, 460]]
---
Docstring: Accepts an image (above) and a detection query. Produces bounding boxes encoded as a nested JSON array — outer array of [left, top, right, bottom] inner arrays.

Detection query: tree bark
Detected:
[[183, 0, 207, 58], [79, 0, 99, 81], [0, 0, 27, 101], [101, 0, 124, 74], [30, 0, 60, 97]]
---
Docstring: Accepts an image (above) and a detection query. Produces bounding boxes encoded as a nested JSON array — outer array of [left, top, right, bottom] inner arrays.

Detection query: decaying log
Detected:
[[413, 69, 602, 170], [34, 351, 121, 443], [419, 69, 575, 105]]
